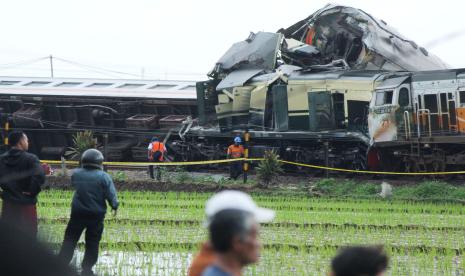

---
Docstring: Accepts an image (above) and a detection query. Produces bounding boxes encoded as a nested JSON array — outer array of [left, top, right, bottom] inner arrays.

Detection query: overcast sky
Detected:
[[1, 0, 465, 80]]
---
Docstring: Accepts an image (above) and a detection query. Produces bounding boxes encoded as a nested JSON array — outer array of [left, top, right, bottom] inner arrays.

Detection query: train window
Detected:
[[24, 81, 51, 87], [0, 81, 20, 86], [424, 94, 438, 112], [460, 91, 465, 104], [375, 90, 393, 106], [150, 84, 176, 90], [55, 82, 82, 87], [181, 85, 196, 90], [398, 88, 409, 107], [87, 83, 112, 88], [440, 93, 448, 111], [117, 83, 144, 89]]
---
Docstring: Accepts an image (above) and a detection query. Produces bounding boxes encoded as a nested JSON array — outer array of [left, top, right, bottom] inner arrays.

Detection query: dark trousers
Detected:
[[229, 160, 242, 180], [149, 164, 161, 180], [59, 215, 104, 272], [1, 200, 38, 237]]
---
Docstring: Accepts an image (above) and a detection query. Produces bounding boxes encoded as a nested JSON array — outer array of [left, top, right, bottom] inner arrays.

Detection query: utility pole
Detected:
[[49, 55, 54, 78], [141, 67, 145, 79]]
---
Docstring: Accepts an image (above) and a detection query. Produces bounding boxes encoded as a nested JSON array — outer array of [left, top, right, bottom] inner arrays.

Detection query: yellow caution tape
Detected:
[[40, 158, 465, 175], [277, 160, 465, 175], [41, 158, 249, 166]]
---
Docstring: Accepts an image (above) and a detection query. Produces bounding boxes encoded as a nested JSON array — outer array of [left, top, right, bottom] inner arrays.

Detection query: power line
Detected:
[[54, 57, 144, 78], [0, 55, 206, 80], [0, 56, 49, 70]]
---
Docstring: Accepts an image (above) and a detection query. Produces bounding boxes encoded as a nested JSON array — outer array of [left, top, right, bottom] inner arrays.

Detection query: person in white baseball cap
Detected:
[[205, 190, 275, 225], [188, 190, 275, 276]]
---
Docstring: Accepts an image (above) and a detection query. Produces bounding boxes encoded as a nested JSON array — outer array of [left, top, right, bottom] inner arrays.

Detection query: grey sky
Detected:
[[1, 0, 464, 80]]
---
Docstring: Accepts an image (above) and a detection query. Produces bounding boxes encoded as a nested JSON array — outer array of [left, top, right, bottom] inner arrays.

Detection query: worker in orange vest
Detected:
[[147, 137, 166, 180], [227, 137, 244, 180]]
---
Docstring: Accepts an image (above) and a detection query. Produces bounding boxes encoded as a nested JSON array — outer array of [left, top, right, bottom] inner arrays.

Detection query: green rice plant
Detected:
[[29, 189, 465, 275], [108, 171, 128, 182]]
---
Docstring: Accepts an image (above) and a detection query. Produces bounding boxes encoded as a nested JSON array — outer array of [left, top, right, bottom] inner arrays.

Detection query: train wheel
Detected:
[[429, 159, 445, 173], [428, 159, 446, 179], [405, 159, 419, 173]]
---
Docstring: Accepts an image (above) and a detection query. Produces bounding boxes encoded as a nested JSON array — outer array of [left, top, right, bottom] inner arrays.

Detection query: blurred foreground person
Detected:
[[330, 246, 388, 276], [0, 219, 77, 276], [0, 131, 45, 237], [59, 149, 119, 276], [189, 190, 275, 276]]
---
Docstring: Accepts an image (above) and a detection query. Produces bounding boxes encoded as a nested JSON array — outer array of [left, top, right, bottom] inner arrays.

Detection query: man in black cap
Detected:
[[0, 131, 45, 237], [58, 148, 119, 276]]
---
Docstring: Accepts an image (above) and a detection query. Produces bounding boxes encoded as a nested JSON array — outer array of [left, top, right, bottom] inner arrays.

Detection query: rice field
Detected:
[[35, 190, 465, 275]]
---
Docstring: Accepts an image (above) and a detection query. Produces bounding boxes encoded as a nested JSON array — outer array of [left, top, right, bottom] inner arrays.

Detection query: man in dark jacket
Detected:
[[0, 131, 45, 237], [59, 149, 119, 276]]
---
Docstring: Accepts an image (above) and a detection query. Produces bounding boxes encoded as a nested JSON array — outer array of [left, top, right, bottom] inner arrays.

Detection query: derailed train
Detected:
[[1, 4, 464, 172]]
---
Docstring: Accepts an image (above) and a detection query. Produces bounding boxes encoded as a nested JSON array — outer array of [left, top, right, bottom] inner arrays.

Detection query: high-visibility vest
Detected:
[[227, 145, 244, 159], [150, 141, 165, 161]]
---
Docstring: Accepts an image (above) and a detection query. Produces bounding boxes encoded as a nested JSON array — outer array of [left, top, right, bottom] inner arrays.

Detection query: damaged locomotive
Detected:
[[1, 4, 462, 173], [177, 4, 460, 173]]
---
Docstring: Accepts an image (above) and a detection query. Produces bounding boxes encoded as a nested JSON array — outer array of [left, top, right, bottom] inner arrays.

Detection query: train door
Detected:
[[395, 85, 413, 139], [332, 92, 345, 129], [308, 91, 334, 131], [272, 84, 289, 131], [457, 90, 465, 132], [438, 92, 457, 133], [418, 93, 440, 136], [448, 93, 457, 132]]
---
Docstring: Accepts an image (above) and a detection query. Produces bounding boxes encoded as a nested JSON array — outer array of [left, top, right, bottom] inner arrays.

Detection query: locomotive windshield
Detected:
[[375, 91, 393, 106]]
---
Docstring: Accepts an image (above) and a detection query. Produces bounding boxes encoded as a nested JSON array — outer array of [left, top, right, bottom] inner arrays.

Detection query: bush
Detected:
[[66, 130, 97, 160], [256, 150, 283, 188]]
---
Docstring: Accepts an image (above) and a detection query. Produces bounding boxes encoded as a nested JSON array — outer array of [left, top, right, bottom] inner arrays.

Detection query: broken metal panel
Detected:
[[218, 94, 230, 104], [215, 102, 233, 130], [216, 68, 263, 91], [249, 85, 268, 128], [376, 75, 410, 90], [249, 65, 302, 85], [232, 86, 253, 126], [280, 4, 449, 71], [287, 84, 310, 130], [271, 84, 289, 131], [281, 38, 320, 66], [212, 32, 283, 73]]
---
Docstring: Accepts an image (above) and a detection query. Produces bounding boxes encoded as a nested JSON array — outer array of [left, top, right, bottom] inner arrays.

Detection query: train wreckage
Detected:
[[1, 4, 464, 173]]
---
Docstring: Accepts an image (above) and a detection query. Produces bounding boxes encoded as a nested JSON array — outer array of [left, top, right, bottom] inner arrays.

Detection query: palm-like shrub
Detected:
[[66, 130, 97, 160], [256, 150, 283, 188]]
